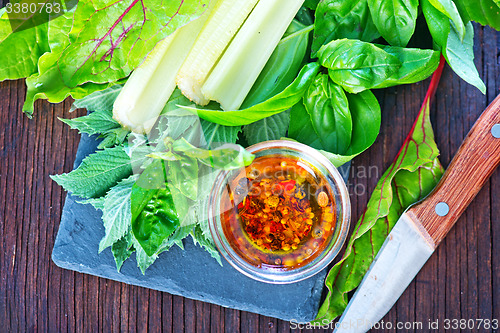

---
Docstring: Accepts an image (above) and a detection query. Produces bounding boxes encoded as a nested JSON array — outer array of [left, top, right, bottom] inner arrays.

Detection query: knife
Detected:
[[334, 94, 500, 333]]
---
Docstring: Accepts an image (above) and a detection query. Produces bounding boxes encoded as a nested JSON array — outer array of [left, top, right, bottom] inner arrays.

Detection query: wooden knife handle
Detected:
[[407, 94, 500, 247]]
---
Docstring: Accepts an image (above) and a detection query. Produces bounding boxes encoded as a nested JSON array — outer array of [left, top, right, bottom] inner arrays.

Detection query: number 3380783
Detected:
[[5, 2, 61, 14]]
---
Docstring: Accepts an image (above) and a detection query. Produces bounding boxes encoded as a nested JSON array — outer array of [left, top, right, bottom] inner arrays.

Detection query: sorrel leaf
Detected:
[[312, 59, 446, 324]]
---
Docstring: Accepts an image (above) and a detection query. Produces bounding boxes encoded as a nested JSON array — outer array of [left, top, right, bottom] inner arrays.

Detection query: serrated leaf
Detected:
[[131, 235, 158, 274], [111, 232, 134, 271], [98, 174, 138, 252], [51, 145, 146, 198], [243, 110, 290, 146], [191, 224, 222, 266], [60, 109, 122, 136], [71, 84, 123, 112]]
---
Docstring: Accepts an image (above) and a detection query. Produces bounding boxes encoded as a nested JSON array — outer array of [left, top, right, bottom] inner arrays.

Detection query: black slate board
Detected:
[[52, 134, 350, 322]]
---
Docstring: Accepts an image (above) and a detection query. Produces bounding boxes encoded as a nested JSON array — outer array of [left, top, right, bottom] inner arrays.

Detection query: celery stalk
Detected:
[[176, 0, 259, 106], [112, 6, 212, 133], [201, 0, 305, 111]]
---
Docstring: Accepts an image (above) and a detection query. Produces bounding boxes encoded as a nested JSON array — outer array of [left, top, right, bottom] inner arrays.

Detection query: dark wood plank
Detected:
[[0, 24, 498, 333]]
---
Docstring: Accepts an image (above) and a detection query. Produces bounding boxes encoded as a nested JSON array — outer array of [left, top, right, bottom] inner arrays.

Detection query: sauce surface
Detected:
[[220, 155, 337, 270]]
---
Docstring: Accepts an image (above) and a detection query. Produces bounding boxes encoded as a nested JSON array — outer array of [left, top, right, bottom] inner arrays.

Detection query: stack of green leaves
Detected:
[[52, 87, 252, 273]]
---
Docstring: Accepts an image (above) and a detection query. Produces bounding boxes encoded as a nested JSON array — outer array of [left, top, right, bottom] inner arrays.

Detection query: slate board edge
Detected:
[[51, 133, 351, 322]]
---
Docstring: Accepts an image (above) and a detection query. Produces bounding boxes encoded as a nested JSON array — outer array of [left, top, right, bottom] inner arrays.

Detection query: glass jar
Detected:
[[208, 140, 351, 284]]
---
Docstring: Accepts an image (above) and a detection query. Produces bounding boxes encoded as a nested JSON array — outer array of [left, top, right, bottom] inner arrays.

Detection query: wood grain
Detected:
[[0, 25, 499, 332], [408, 94, 500, 246]]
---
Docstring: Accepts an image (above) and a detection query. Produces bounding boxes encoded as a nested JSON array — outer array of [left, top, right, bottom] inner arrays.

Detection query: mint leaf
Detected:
[[71, 84, 123, 112], [60, 109, 129, 149], [131, 236, 158, 274], [111, 232, 134, 271], [243, 110, 290, 146], [191, 224, 222, 266], [98, 174, 138, 252], [51, 145, 146, 198]]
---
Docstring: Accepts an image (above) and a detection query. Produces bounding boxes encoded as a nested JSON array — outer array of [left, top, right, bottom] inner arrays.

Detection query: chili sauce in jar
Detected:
[[220, 155, 337, 271]]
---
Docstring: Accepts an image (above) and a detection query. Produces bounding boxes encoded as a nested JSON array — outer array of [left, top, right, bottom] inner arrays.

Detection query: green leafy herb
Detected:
[[367, 0, 419, 47], [422, 0, 486, 94], [453, 0, 500, 31], [98, 175, 138, 252], [243, 110, 291, 146], [111, 233, 134, 271], [312, 0, 380, 56], [373, 46, 440, 88], [318, 39, 402, 94], [313, 61, 445, 324], [71, 84, 123, 112], [182, 62, 320, 126], [303, 73, 352, 155], [51, 146, 146, 198], [289, 89, 381, 167]]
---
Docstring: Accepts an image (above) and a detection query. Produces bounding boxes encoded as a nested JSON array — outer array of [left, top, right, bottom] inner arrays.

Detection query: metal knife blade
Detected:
[[333, 213, 434, 333]]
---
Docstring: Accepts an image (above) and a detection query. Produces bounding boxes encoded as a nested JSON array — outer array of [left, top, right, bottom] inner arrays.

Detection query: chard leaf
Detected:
[[303, 74, 352, 155], [0, 9, 50, 81], [111, 232, 134, 271], [98, 174, 138, 252], [319, 39, 402, 94], [367, 0, 419, 47], [313, 66, 445, 324], [312, 0, 380, 56], [243, 110, 291, 146], [182, 62, 320, 126], [51, 145, 146, 198], [373, 46, 440, 88], [72, 84, 123, 112], [57, 0, 209, 87], [453, 0, 500, 31]]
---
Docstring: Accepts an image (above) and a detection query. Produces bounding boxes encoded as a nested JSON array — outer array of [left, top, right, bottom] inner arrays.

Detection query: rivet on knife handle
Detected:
[[407, 94, 500, 246]]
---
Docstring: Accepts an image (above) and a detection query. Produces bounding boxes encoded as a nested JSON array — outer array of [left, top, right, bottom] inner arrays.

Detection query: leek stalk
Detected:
[[112, 5, 213, 133], [176, 0, 259, 106], [201, 0, 305, 111]]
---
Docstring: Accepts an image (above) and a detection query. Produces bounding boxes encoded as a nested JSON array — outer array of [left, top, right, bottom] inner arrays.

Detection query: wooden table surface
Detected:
[[1, 25, 499, 333]]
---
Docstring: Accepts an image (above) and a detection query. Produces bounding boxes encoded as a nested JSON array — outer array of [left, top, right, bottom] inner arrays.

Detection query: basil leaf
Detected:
[[289, 90, 381, 167], [367, 0, 419, 47], [313, 85, 444, 324], [319, 39, 402, 93], [428, 0, 466, 40], [373, 46, 440, 88], [303, 74, 352, 155], [288, 102, 324, 150], [445, 22, 486, 94], [304, 0, 320, 10], [312, 0, 380, 56], [131, 162, 180, 257], [422, 0, 486, 94], [242, 20, 312, 108], [453, 0, 500, 31], [182, 62, 320, 126]]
